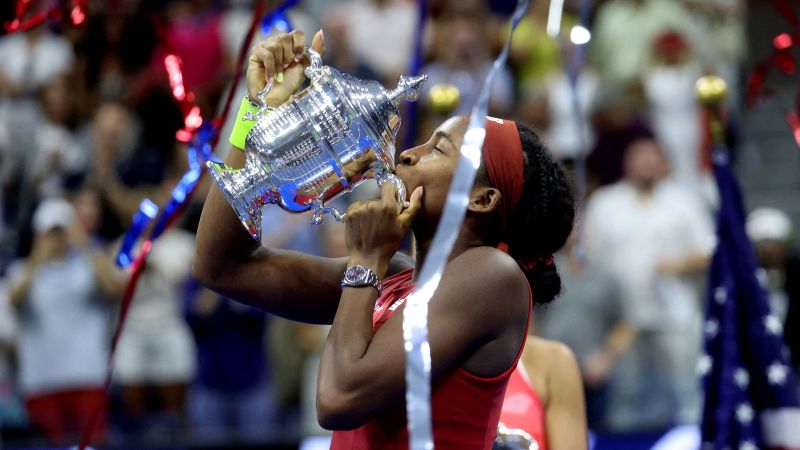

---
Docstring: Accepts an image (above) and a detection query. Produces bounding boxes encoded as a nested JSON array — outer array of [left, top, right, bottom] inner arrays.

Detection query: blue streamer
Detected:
[[116, 122, 220, 267], [115, 199, 159, 268], [150, 122, 219, 241], [260, 0, 299, 34]]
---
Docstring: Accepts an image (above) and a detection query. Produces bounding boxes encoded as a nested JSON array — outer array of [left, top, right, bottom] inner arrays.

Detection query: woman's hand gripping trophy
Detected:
[[246, 29, 325, 108]]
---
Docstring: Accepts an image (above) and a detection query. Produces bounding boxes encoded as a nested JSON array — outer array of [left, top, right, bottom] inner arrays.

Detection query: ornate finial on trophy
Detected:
[[388, 74, 428, 104], [696, 75, 728, 146]]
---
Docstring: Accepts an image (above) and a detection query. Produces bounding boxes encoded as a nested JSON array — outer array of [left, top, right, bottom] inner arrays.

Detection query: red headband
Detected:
[[483, 116, 525, 226], [484, 118, 556, 271]]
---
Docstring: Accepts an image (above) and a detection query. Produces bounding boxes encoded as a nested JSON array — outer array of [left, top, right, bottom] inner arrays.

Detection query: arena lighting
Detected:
[[570, 25, 591, 45]]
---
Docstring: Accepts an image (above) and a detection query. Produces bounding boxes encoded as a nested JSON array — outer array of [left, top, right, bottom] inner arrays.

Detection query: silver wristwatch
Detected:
[[341, 265, 382, 294]]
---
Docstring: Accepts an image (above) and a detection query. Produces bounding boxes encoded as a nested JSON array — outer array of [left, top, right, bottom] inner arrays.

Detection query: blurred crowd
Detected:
[[0, 0, 797, 448]]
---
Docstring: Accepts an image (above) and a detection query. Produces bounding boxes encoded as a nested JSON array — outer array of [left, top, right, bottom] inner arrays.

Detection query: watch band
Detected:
[[341, 265, 382, 294]]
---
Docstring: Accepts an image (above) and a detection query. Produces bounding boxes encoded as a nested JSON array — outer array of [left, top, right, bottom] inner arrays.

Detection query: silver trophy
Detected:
[[208, 48, 426, 240]]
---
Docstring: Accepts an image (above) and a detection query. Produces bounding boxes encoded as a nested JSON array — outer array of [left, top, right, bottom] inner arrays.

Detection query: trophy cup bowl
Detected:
[[208, 49, 426, 240]]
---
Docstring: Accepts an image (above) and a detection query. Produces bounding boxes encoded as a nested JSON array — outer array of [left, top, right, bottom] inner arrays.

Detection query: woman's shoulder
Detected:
[[435, 247, 529, 326], [448, 247, 528, 292]]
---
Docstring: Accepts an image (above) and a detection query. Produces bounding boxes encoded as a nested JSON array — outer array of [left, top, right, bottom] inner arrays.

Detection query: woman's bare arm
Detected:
[[194, 147, 349, 324]]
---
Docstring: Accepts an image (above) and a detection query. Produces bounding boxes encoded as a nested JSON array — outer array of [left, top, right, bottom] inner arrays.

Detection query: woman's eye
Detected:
[[434, 146, 444, 153]]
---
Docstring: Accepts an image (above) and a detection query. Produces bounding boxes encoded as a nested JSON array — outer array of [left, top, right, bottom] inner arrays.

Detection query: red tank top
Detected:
[[330, 268, 532, 450], [499, 364, 548, 450]]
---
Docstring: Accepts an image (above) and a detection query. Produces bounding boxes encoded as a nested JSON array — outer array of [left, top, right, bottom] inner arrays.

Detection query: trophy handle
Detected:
[[244, 78, 275, 122], [305, 48, 324, 81], [308, 171, 409, 225], [375, 170, 410, 212], [310, 203, 345, 225]]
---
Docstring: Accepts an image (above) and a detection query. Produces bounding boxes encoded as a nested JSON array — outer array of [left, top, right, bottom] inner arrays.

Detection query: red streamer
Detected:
[[745, 2, 800, 150], [70, 0, 87, 25], [787, 110, 800, 148], [4, 0, 86, 33], [769, 0, 799, 27], [77, 240, 153, 450]]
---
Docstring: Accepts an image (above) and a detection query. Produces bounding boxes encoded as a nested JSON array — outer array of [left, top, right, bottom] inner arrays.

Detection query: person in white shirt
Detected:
[[342, 0, 418, 85], [582, 137, 715, 432], [0, 25, 75, 197], [7, 198, 121, 444]]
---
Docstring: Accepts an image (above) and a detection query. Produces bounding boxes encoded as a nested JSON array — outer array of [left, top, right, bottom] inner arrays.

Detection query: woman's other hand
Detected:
[[345, 184, 423, 276]]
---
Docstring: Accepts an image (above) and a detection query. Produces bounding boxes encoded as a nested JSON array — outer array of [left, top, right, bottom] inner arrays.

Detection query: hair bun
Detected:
[[520, 260, 562, 305]]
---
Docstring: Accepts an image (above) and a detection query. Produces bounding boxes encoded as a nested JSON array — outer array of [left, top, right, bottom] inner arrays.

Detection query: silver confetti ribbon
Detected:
[[402, 1, 531, 448]]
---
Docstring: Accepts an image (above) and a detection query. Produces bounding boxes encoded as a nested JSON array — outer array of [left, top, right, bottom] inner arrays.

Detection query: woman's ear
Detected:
[[468, 186, 501, 215]]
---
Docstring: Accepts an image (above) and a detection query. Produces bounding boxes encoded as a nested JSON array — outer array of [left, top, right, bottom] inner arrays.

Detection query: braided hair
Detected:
[[480, 122, 575, 304]]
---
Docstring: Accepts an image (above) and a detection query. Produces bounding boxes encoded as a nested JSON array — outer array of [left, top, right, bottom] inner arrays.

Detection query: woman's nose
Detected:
[[398, 145, 425, 165]]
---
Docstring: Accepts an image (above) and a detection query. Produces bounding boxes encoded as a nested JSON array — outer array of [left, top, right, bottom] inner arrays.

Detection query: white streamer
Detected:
[[401, 1, 531, 449]]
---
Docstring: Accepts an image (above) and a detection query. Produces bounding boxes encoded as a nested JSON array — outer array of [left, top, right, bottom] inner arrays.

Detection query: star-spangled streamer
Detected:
[[401, 1, 529, 449]]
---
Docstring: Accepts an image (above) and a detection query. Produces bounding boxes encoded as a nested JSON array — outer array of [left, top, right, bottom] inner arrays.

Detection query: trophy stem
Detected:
[[206, 156, 275, 241]]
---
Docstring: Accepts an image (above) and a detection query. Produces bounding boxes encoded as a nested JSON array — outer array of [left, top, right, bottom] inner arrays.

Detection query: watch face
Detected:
[[347, 265, 367, 282]]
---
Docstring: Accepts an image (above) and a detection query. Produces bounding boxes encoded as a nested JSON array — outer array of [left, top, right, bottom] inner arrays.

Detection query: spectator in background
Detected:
[[75, 1, 157, 105], [536, 225, 635, 431], [153, 0, 225, 115], [591, 0, 696, 85], [675, 0, 746, 102], [746, 208, 800, 374], [0, 273, 24, 442], [585, 87, 653, 192], [342, 0, 418, 85], [642, 31, 711, 200], [184, 280, 270, 441], [423, 9, 514, 117], [539, 36, 599, 161], [582, 138, 715, 432], [6, 197, 121, 444], [321, 7, 380, 82], [112, 226, 197, 436], [507, 0, 565, 92], [0, 17, 76, 192], [27, 74, 86, 199]]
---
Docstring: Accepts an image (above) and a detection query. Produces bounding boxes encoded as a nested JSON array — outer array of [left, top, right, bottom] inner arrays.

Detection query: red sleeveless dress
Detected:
[[499, 364, 548, 450], [330, 268, 532, 450]]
